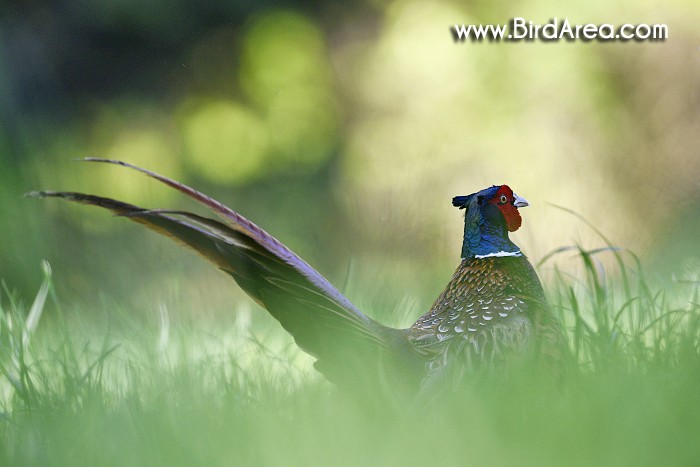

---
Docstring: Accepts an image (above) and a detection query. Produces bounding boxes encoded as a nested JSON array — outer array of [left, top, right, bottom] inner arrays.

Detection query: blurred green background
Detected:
[[1, 0, 699, 322]]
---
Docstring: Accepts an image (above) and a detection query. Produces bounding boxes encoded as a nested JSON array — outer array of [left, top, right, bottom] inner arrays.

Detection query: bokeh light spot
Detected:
[[181, 100, 269, 184], [267, 87, 338, 167], [240, 11, 331, 105]]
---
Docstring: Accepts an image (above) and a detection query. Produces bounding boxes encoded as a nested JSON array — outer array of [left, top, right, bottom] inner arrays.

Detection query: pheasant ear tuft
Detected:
[[452, 195, 471, 209]]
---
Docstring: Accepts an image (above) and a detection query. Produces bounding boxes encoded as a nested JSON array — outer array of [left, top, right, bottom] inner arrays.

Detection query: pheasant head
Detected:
[[452, 185, 529, 259]]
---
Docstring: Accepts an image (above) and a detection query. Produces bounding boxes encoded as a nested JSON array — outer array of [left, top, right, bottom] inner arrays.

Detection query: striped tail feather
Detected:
[[28, 160, 412, 387]]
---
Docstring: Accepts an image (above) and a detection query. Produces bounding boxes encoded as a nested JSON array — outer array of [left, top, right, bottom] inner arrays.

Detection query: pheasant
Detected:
[[30, 159, 560, 396]]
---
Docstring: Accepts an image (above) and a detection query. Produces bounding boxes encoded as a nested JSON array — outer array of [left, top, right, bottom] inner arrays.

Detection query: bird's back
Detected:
[[408, 255, 555, 381]]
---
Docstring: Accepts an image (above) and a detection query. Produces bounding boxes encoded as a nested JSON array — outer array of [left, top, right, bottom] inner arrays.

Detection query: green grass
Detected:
[[1, 248, 699, 466]]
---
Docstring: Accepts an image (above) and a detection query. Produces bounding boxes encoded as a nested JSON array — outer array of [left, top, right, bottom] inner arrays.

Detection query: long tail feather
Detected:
[[27, 191, 256, 283], [29, 167, 411, 385], [81, 158, 364, 319]]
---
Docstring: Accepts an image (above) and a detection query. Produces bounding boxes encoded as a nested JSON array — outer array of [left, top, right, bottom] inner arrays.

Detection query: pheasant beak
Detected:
[[513, 194, 529, 208]]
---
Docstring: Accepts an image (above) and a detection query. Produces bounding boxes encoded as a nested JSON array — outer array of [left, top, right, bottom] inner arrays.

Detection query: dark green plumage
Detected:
[[30, 160, 563, 397], [410, 256, 561, 391]]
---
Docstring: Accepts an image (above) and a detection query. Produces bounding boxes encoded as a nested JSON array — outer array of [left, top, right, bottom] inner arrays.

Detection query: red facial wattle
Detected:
[[490, 185, 523, 232]]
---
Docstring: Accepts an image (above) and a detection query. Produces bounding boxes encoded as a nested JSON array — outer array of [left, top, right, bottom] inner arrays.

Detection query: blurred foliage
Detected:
[[0, 0, 699, 319]]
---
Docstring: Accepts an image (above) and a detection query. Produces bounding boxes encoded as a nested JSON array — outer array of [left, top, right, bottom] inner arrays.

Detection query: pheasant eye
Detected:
[[499, 195, 508, 204]]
